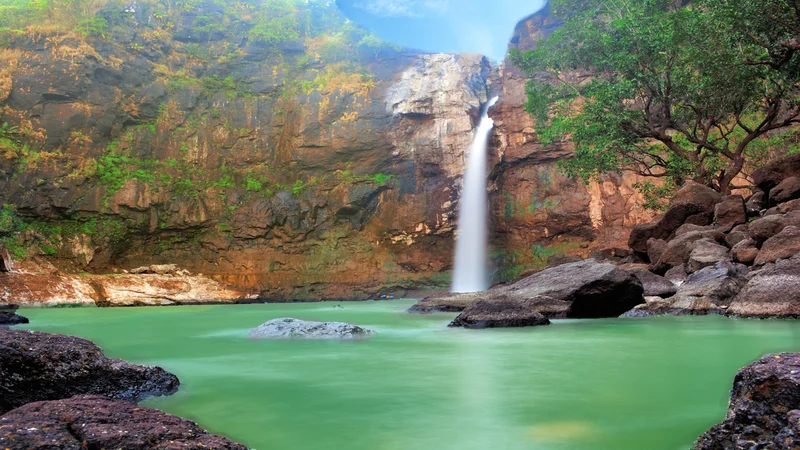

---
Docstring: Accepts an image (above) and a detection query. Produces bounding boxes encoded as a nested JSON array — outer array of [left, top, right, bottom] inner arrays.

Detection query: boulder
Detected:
[[770, 176, 800, 205], [732, 238, 759, 266], [745, 190, 766, 216], [713, 195, 747, 232], [695, 353, 800, 449], [129, 264, 183, 275], [412, 259, 644, 318], [766, 198, 800, 216], [652, 230, 725, 273], [748, 211, 800, 244], [725, 224, 750, 247], [752, 153, 800, 193], [0, 311, 28, 326], [664, 264, 688, 285], [625, 261, 748, 317], [0, 395, 247, 449], [248, 318, 374, 339], [686, 239, 730, 273], [727, 254, 800, 318], [646, 238, 667, 264], [449, 298, 551, 329], [628, 182, 723, 253], [0, 329, 179, 414], [754, 226, 800, 266], [626, 267, 678, 298], [675, 224, 715, 237]]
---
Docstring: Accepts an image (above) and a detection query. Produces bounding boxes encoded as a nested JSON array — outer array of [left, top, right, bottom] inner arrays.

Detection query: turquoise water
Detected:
[[17, 301, 800, 450]]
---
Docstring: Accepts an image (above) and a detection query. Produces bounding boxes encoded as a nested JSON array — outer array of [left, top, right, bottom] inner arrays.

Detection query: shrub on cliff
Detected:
[[511, 0, 800, 197]]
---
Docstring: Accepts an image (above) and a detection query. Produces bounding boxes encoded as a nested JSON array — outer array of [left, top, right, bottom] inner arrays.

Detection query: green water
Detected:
[[16, 301, 800, 450]]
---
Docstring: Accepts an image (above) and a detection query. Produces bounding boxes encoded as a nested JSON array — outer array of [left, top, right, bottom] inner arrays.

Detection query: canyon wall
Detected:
[[0, 1, 653, 302], [488, 6, 656, 280]]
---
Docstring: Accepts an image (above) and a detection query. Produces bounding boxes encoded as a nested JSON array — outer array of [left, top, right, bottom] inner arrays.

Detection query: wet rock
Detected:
[[249, 318, 374, 339], [686, 239, 730, 273], [413, 259, 644, 318], [754, 226, 800, 266], [727, 254, 800, 318], [732, 238, 759, 266], [695, 353, 800, 449], [713, 195, 746, 232], [752, 153, 800, 193], [0, 329, 179, 414], [770, 176, 800, 205], [0, 311, 28, 326], [449, 298, 551, 329], [626, 267, 677, 298], [0, 395, 247, 449], [628, 182, 722, 254]]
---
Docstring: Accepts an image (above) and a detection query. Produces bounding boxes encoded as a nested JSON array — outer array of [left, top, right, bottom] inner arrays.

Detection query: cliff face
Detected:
[[0, 1, 656, 302], [489, 6, 656, 280], [0, 1, 496, 300]]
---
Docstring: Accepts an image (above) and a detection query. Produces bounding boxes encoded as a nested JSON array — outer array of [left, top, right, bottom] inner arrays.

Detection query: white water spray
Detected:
[[451, 96, 499, 293]]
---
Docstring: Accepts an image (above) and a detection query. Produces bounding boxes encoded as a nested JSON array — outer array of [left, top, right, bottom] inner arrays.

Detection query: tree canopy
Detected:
[[510, 0, 800, 198]]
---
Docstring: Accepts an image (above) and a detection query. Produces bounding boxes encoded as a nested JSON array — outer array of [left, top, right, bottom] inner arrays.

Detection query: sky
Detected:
[[335, 0, 548, 62]]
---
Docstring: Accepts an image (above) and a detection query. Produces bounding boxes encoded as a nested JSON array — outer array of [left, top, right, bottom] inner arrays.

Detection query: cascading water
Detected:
[[451, 96, 499, 293]]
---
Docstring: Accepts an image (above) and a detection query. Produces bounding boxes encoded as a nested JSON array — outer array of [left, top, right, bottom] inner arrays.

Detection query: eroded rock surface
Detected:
[[249, 318, 373, 339], [0, 395, 247, 450], [412, 259, 644, 318], [0, 329, 179, 414], [449, 298, 551, 329], [695, 354, 800, 449], [727, 255, 800, 318]]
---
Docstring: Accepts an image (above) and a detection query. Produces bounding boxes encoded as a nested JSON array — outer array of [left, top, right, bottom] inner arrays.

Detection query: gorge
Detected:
[[0, 2, 652, 305]]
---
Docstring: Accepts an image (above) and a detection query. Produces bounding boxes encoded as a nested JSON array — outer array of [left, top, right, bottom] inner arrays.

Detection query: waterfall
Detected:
[[451, 96, 499, 293]]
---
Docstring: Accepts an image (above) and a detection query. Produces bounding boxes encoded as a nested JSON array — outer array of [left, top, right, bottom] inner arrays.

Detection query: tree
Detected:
[[510, 0, 800, 196]]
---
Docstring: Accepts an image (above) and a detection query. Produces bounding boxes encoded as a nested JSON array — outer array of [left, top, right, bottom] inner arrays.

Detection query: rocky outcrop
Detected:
[[0, 0, 498, 301], [0, 329, 179, 414], [629, 182, 723, 254], [487, 6, 656, 278], [695, 353, 800, 449], [449, 298, 551, 329], [625, 267, 677, 298], [0, 269, 257, 306], [727, 255, 800, 318], [0, 305, 27, 326], [249, 318, 373, 339], [0, 395, 247, 449], [412, 259, 644, 318]]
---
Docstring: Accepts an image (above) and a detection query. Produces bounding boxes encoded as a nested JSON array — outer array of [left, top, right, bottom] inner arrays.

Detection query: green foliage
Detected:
[[0, 122, 18, 139], [248, 0, 300, 45], [511, 0, 800, 196], [74, 16, 109, 38]]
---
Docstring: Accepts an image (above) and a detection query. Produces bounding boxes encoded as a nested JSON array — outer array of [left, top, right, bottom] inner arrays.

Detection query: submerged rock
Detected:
[[449, 298, 551, 329], [0, 395, 247, 449], [0, 329, 179, 414], [249, 318, 374, 339], [695, 353, 800, 449], [412, 259, 644, 318]]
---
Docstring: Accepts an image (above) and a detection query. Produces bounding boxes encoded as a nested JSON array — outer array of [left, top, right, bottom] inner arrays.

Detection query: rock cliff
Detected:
[[0, 1, 658, 303], [489, 6, 656, 281], [0, 0, 498, 301]]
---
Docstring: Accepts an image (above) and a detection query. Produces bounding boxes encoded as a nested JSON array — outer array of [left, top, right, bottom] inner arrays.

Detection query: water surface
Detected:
[[18, 301, 800, 450]]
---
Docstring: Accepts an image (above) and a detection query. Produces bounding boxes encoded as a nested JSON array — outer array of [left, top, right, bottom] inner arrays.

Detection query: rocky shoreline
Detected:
[[0, 327, 247, 448], [412, 154, 800, 323]]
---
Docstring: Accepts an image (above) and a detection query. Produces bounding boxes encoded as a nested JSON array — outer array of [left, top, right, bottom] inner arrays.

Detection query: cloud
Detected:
[[352, 0, 451, 18]]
